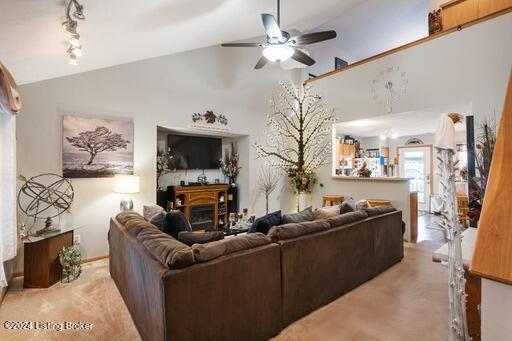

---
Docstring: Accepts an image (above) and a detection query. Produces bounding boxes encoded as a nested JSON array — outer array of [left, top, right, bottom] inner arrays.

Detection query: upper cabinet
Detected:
[[441, 0, 512, 30]]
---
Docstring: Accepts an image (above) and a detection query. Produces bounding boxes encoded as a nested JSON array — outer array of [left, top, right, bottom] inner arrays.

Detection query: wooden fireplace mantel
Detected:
[[168, 184, 231, 230]]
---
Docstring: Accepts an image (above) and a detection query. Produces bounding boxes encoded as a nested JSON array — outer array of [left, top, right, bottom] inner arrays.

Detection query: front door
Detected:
[[399, 146, 432, 211]]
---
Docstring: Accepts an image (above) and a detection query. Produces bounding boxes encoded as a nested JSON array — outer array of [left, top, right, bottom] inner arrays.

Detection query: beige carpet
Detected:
[[0, 244, 448, 341]]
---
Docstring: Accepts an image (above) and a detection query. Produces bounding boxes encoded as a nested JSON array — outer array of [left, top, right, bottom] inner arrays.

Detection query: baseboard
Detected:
[[10, 255, 109, 279]]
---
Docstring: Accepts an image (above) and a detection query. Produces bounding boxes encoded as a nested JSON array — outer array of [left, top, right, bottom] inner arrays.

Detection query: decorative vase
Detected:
[[229, 177, 236, 187], [297, 192, 308, 211]]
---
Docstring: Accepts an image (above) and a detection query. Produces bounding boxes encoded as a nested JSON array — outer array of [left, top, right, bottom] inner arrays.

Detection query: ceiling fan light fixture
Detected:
[[262, 44, 294, 62]]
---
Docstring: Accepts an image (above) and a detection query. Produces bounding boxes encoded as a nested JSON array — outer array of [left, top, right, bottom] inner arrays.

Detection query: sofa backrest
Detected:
[[276, 210, 403, 326], [109, 213, 282, 341], [267, 210, 370, 242]]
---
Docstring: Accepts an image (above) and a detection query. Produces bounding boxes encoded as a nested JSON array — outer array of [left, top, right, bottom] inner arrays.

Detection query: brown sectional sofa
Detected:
[[109, 207, 403, 341]]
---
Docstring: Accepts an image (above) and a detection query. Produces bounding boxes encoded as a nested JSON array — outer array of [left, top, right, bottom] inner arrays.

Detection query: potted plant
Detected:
[[290, 170, 317, 211]]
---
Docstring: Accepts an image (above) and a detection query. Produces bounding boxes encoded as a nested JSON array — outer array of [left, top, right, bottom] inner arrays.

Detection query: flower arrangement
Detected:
[[157, 149, 174, 191], [219, 141, 241, 183], [357, 161, 372, 178], [289, 171, 317, 194], [468, 118, 497, 224]]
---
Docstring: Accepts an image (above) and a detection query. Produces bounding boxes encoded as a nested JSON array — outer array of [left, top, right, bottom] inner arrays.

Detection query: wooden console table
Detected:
[[168, 184, 231, 230], [23, 226, 76, 288]]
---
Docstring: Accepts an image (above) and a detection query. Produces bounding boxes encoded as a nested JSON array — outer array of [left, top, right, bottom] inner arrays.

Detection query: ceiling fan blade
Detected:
[[290, 30, 337, 45], [261, 13, 282, 39], [291, 49, 316, 66], [254, 56, 269, 69], [221, 42, 263, 47]]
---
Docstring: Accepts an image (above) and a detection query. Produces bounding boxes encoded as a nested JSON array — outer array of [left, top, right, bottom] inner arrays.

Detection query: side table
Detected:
[[23, 226, 79, 288]]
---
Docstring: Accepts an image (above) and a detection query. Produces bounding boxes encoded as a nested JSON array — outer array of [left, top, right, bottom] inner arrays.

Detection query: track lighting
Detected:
[[62, 0, 85, 65]]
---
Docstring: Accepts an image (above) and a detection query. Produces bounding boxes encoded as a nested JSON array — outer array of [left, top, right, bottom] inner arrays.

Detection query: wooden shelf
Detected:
[[168, 184, 230, 230]]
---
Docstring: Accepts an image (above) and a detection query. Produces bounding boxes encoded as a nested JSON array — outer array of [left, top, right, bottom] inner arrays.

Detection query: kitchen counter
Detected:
[[332, 176, 411, 182]]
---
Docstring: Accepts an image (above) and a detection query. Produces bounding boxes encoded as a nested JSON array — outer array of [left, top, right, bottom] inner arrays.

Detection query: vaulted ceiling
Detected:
[[0, 0, 362, 84]]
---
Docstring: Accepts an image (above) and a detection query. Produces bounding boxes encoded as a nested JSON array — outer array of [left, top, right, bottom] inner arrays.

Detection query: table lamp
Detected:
[[114, 174, 140, 211]]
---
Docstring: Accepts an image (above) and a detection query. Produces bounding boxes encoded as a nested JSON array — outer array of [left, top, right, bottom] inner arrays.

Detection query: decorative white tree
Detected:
[[254, 82, 337, 194], [435, 113, 470, 341]]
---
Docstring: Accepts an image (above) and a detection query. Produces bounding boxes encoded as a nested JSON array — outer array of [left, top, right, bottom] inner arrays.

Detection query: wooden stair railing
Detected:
[[470, 69, 512, 285]]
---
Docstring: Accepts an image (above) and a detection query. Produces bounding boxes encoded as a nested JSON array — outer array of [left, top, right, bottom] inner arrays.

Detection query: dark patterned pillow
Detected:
[[162, 210, 192, 239], [282, 207, 314, 224], [339, 198, 356, 214], [249, 210, 282, 235]]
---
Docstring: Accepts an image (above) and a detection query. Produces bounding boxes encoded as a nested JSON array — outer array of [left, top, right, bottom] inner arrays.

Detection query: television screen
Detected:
[[167, 134, 222, 170]]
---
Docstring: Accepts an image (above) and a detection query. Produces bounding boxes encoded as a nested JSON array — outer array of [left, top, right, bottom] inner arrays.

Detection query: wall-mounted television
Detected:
[[167, 134, 222, 170]]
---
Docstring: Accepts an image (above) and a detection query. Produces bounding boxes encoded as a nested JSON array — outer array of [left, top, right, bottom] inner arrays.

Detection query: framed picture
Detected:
[[334, 57, 348, 70], [62, 115, 134, 178]]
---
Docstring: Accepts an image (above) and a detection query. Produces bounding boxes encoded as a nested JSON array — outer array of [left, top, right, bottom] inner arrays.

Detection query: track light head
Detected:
[[73, 2, 85, 20], [68, 35, 81, 47], [62, 20, 77, 34]]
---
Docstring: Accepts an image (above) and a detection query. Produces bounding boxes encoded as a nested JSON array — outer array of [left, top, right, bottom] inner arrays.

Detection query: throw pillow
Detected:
[[355, 199, 370, 211], [162, 210, 192, 239], [149, 211, 166, 229], [339, 198, 356, 214], [282, 206, 314, 224], [178, 231, 225, 246], [143, 204, 164, 221], [249, 210, 282, 235], [313, 205, 340, 220]]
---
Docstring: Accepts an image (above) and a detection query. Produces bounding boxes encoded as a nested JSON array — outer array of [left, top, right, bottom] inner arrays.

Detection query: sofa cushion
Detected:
[[115, 211, 145, 225], [136, 228, 195, 269], [192, 233, 270, 263], [143, 204, 164, 221], [267, 219, 331, 242], [178, 231, 225, 246], [249, 210, 282, 234], [364, 205, 397, 217], [339, 198, 356, 214], [327, 211, 369, 228], [124, 219, 158, 237], [149, 211, 166, 229], [282, 207, 314, 224], [355, 199, 370, 210], [313, 205, 340, 220], [162, 210, 192, 239]]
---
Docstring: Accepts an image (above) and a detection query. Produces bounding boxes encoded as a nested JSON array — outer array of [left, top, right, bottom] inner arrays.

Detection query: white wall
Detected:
[[307, 0, 429, 76], [481, 279, 512, 340], [305, 13, 512, 239], [16, 45, 300, 265]]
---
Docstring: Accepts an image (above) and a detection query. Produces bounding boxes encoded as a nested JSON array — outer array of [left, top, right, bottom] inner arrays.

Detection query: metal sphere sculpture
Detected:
[[18, 173, 74, 235]]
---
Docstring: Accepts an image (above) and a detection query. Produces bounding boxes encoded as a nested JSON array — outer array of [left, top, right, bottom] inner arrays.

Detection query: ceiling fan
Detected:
[[221, 0, 337, 69]]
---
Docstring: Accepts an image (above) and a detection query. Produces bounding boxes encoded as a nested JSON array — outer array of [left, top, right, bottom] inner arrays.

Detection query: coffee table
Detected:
[[221, 222, 251, 236]]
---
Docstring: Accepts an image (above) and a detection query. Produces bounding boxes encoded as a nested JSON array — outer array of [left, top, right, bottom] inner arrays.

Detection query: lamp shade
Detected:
[[114, 174, 140, 194]]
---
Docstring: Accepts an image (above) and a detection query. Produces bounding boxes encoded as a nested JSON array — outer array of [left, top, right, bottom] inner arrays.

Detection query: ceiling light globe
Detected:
[[262, 45, 294, 62]]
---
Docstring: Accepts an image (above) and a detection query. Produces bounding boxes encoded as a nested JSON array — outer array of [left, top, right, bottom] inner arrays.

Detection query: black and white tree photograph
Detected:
[[63, 115, 133, 178]]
